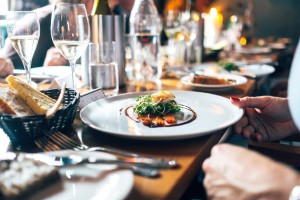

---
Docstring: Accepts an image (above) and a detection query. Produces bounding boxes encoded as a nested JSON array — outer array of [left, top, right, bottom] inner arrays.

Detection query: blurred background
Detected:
[[1, 0, 300, 46]]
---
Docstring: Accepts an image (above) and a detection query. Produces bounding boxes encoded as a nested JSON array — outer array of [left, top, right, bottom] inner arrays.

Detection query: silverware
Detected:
[[0, 152, 159, 178], [35, 131, 177, 169]]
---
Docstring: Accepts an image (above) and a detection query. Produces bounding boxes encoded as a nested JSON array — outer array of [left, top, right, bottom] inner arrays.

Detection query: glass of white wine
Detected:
[[6, 11, 40, 85], [51, 3, 90, 89]]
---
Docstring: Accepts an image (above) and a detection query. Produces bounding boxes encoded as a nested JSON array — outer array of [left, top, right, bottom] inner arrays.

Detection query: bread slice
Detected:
[[0, 84, 34, 116], [6, 75, 61, 115], [0, 97, 16, 115], [0, 153, 61, 200]]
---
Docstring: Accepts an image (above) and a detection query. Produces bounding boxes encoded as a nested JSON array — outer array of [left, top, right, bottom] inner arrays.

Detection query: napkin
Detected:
[[48, 74, 80, 89]]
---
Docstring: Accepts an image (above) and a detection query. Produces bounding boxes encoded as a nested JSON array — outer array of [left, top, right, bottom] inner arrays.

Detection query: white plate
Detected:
[[240, 64, 275, 77], [31, 66, 71, 79], [181, 73, 248, 90], [237, 47, 272, 54], [30, 150, 134, 200], [80, 91, 244, 140], [192, 63, 275, 78], [14, 66, 71, 80]]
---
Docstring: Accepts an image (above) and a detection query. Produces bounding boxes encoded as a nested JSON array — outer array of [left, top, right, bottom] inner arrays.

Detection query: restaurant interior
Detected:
[[0, 0, 300, 199]]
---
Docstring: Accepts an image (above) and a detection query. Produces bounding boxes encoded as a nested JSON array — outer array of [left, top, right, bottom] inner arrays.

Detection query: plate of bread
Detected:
[[0, 75, 80, 144]]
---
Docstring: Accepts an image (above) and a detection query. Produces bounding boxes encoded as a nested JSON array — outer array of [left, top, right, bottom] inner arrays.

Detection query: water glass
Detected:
[[89, 42, 119, 96]]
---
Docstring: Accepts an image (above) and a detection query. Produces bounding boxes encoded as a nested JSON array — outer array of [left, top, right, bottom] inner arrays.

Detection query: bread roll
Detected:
[[0, 84, 34, 116], [6, 76, 62, 115]]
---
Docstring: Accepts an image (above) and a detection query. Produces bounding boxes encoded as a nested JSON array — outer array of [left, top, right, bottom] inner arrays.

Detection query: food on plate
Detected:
[[0, 154, 61, 200], [0, 75, 63, 116], [133, 90, 181, 126], [217, 61, 240, 72], [192, 74, 236, 85]]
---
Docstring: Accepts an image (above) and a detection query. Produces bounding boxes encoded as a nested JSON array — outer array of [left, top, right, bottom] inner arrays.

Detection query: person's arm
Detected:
[[230, 96, 299, 141], [0, 58, 14, 78], [202, 144, 300, 200]]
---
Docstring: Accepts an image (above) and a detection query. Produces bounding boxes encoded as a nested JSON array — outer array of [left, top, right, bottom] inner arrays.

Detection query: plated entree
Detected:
[[192, 74, 236, 85], [133, 90, 181, 127], [217, 61, 240, 72]]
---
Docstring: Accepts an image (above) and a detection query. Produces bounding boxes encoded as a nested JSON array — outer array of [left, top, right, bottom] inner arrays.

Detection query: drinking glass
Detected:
[[178, 14, 198, 65], [89, 42, 119, 96], [51, 3, 90, 89], [6, 11, 40, 85], [164, 10, 182, 41]]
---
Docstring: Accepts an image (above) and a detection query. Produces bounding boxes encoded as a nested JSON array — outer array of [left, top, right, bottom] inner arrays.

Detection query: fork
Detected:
[[35, 131, 177, 169], [35, 136, 159, 177]]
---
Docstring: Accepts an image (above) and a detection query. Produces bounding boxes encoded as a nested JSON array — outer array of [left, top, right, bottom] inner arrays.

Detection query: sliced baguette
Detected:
[[0, 97, 16, 115], [0, 84, 34, 116], [6, 75, 62, 115]]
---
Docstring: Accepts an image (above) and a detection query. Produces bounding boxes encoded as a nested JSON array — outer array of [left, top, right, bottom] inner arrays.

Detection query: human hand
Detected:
[[203, 144, 300, 200], [0, 58, 14, 78], [43, 47, 67, 66], [230, 96, 298, 141]]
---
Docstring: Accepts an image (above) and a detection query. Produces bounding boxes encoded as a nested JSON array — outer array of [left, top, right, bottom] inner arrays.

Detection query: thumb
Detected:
[[230, 96, 271, 109]]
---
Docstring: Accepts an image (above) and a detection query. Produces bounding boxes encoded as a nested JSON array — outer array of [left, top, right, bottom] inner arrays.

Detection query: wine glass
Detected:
[[163, 10, 185, 67], [6, 11, 40, 85], [51, 3, 90, 89], [178, 13, 198, 65], [164, 10, 182, 41]]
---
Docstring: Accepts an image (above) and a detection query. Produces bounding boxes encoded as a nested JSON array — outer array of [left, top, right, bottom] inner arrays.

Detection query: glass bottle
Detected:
[[129, 0, 162, 82], [91, 0, 112, 15]]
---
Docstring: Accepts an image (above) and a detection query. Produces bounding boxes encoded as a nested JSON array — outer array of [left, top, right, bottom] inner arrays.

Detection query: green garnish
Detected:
[[133, 94, 181, 116], [217, 61, 240, 72]]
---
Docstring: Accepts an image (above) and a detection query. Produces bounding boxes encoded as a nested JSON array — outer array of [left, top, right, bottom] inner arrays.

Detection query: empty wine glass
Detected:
[[51, 3, 90, 89], [6, 11, 40, 85]]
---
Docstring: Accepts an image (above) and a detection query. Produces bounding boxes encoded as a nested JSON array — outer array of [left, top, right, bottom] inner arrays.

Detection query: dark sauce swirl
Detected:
[[122, 104, 197, 128]]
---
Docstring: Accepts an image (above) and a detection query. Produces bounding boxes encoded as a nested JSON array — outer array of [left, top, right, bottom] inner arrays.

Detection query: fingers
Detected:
[[202, 144, 233, 173], [230, 96, 272, 109], [233, 115, 248, 134], [233, 107, 268, 141]]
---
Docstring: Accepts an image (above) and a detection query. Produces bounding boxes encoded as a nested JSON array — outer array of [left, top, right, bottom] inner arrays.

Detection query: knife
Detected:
[[0, 152, 176, 169], [0, 152, 161, 178]]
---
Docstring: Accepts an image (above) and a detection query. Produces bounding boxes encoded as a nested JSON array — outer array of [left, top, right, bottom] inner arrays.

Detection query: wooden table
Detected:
[[1, 78, 255, 200]]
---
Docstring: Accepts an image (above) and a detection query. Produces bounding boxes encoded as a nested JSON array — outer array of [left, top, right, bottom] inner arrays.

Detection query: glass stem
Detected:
[[22, 60, 32, 86], [70, 60, 77, 89], [186, 45, 191, 65]]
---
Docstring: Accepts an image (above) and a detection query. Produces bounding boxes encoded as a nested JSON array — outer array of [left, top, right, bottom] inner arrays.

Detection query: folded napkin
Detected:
[[48, 74, 81, 89]]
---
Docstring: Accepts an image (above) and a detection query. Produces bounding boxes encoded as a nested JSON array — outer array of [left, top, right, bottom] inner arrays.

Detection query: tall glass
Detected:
[[51, 3, 90, 89], [6, 11, 40, 85], [164, 10, 182, 41], [178, 14, 198, 65]]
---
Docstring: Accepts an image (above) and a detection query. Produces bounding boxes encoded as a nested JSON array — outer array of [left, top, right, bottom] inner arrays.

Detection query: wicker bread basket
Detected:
[[0, 88, 80, 144]]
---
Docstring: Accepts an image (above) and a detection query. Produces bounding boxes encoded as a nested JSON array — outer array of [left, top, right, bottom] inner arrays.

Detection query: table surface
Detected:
[[1, 77, 256, 200]]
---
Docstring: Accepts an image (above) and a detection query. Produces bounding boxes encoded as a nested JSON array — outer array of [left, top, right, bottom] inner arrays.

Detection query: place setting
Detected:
[[0, 0, 298, 199]]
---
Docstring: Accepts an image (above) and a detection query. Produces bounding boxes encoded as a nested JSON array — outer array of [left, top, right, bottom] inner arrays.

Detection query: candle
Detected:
[[203, 7, 223, 48]]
